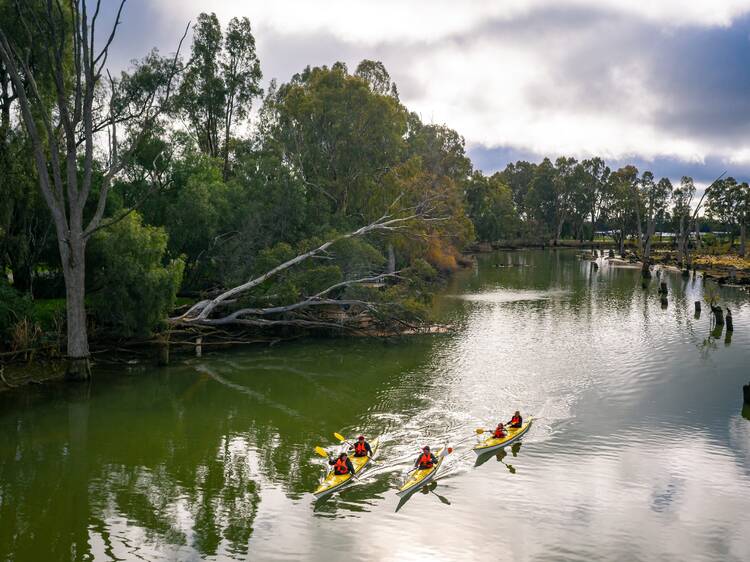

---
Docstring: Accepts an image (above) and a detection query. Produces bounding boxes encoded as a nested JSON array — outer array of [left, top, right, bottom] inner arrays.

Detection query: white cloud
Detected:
[[158, 1, 750, 45], [119, 0, 750, 171]]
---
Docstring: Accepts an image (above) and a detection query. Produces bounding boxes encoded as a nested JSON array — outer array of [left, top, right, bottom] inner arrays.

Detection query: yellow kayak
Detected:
[[473, 418, 533, 455], [313, 437, 380, 498], [397, 445, 446, 497]]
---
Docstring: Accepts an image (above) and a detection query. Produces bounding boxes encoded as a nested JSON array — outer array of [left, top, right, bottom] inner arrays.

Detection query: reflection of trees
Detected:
[[0, 340, 430, 559]]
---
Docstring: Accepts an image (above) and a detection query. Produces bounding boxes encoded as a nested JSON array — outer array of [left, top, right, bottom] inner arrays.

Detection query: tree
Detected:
[[176, 13, 262, 180], [355, 59, 399, 99], [707, 177, 750, 257], [604, 166, 639, 257], [671, 176, 695, 267], [638, 172, 672, 276], [465, 172, 519, 241], [0, 1, 185, 378], [87, 212, 184, 337]]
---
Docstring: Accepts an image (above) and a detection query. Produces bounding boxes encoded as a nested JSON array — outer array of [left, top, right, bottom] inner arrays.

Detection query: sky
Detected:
[[107, 0, 750, 186]]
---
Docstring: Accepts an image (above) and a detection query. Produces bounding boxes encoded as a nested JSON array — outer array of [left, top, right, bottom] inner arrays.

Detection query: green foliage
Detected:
[[465, 172, 519, 241], [0, 280, 35, 345], [87, 213, 184, 338]]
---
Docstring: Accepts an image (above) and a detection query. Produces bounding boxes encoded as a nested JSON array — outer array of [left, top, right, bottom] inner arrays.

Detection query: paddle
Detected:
[[314, 446, 331, 459]]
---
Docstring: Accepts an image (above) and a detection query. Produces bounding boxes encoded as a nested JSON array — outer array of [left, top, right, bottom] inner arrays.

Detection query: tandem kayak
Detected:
[[313, 437, 380, 498], [397, 445, 446, 497], [473, 418, 533, 455]]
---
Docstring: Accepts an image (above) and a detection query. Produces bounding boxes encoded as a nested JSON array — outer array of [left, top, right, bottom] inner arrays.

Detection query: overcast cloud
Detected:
[[108, 0, 750, 183]]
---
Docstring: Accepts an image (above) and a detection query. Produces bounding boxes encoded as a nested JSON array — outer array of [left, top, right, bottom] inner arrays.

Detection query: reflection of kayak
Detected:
[[397, 445, 446, 497], [313, 437, 380, 498], [473, 418, 533, 455]]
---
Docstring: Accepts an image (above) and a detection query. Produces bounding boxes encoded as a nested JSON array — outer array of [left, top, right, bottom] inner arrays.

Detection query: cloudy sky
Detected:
[[108, 0, 750, 184]]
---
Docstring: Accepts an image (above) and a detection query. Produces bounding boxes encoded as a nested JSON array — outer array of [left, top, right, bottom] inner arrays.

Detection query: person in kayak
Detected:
[[508, 411, 523, 428], [415, 446, 438, 469], [351, 435, 372, 458], [329, 452, 355, 476], [493, 423, 507, 438]]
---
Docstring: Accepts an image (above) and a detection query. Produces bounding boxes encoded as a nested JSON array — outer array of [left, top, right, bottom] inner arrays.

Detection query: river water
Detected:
[[1, 250, 749, 562]]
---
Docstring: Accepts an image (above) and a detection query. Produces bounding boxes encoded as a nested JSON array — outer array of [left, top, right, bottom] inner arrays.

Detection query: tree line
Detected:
[[0, 3, 748, 375]]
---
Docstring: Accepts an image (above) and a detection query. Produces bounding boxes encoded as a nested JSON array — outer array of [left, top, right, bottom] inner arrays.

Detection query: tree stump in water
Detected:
[[711, 305, 725, 326], [694, 301, 701, 316], [726, 308, 733, 332], [659, 282, 668, 295], [660, 295, 668, 308], [608, 249, 615, 259], [195, 337, 203, 358], [743, 383, 750, 406]]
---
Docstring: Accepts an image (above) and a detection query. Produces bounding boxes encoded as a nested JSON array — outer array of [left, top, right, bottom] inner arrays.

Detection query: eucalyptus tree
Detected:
[[176, 12, 262, 180], [604, 166, 639, 256], [0, 0, 185, 378], [638, 172, 672, 275], [671, 177, 695, 266], [707, 177, 750, 257], [581, 157, 610, 241]]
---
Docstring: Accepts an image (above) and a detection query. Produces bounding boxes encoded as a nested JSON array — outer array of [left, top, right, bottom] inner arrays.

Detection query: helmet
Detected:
[[358, 435, 365, 440], [423, 445, 430, 451], [339, 452, 347, 458]]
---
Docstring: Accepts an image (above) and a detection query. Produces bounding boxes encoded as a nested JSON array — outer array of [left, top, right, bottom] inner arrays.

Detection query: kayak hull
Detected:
[[396, 445, 446, 497], [313, 437, 379, 498], [473, 418, 533, 456]]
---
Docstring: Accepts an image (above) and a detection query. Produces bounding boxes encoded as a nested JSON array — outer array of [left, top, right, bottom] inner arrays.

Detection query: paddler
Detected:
[[351, 435, 373, 458], [507, 411, 523, 428], [493, 422, 507, 438], [329, 452, 355, 476], [414, 446, 438, 469]]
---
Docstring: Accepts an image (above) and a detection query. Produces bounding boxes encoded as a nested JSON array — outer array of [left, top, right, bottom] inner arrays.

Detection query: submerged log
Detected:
[[726, 308, 733, 332]]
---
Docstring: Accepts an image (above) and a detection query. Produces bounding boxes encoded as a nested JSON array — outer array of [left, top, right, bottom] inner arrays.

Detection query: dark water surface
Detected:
[[2, 250, 749, 562]]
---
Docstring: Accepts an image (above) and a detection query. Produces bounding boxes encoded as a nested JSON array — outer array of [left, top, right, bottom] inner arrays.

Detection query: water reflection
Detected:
[[1, 250, 749, 561]]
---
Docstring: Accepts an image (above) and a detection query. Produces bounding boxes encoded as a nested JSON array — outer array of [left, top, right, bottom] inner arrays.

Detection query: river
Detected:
[[1, 250, 749, 562]]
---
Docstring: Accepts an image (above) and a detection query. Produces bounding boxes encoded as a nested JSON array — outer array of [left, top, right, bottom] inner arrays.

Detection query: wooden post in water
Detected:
[[726, 308, 733, 332], [196, 337, 203, 358], [157, 333, 170, 366], [659, 282, 668, 295], [608, 248, 615, 259], [743, 383, 750, 406], [711, 306, 725, 326], [694, 301, 701, 317]]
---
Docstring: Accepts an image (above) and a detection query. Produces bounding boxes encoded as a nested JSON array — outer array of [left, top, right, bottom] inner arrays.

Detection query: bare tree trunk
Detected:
[[387, 243, 396, 274], [61, 235, 90, 378], [740, 222, 746, 258]]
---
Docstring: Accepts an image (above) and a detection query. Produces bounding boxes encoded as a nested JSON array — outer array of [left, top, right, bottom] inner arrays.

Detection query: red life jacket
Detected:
[[418, 453, 434, 468], [494, 428, 506, 438], [354, 442, 367, 456], [511, 416, 522, 426], [334, 458, 349, 475]]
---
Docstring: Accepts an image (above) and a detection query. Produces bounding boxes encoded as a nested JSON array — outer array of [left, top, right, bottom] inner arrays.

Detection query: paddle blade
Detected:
[[333, 432, 347, 443], [314, 446, 329, 458], [447, 447, 453, 454], [475, 428, 485, 434]]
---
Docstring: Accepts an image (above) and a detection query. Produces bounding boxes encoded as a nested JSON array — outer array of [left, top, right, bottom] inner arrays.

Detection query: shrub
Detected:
[[0, 281, 36, 347], [87, 213, 184, 338]]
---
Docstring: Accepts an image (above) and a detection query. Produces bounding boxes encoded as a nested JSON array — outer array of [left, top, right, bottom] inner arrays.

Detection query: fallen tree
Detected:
[[171, 206, 438, 333]]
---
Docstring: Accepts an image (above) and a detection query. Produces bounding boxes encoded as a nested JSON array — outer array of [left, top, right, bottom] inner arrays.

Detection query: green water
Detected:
[[1, 250, 749, 562]]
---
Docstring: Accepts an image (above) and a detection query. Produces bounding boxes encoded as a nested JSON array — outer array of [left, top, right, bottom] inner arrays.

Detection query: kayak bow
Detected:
[[472, 417, 533, 456], [313, 437, 380, 498]]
